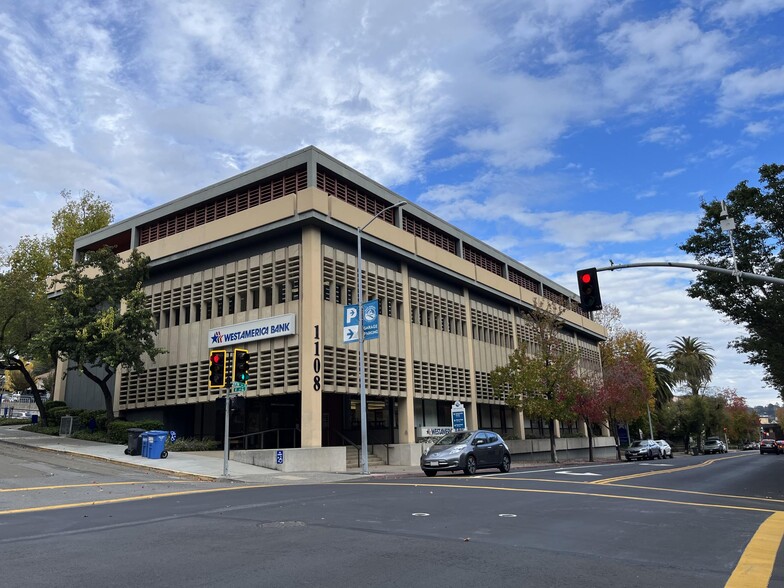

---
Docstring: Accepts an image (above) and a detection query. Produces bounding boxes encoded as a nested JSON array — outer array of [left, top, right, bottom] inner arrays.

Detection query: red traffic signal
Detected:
[[209, 350, 226, 388], [576, 268, 603, 312]]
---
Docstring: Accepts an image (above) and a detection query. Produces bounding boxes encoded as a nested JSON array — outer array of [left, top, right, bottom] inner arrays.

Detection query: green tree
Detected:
[[0, 260, 54, 420], [643, 342, 674, 408], [1, 190, 113, 423], [50, 190, 114, 273], [680, 163, 784, 397], [668, 336, 715, 396], [600, 330, 656, 458], [489, 301, 585, 463], [37, 248, 164, 425]]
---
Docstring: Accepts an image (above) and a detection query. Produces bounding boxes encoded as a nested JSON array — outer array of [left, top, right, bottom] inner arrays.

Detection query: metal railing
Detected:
[[229, 427, 300, 450]]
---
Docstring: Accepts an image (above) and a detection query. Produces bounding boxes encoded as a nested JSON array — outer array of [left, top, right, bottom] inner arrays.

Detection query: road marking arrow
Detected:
[[555, 471, 601, 476]]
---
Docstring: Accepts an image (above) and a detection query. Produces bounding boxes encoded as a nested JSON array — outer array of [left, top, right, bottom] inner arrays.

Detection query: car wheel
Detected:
[[464, 454, 477, 475], [499, 454, 511, 473], [424, 470, 437, 477]]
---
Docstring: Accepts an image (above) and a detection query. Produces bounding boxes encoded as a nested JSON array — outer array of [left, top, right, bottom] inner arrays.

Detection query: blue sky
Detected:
[[1, 1, 783, 406]]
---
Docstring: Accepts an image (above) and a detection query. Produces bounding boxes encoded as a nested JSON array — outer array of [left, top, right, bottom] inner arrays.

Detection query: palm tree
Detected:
[[668, 336, 715, 396], [643, 343, 674, 408]]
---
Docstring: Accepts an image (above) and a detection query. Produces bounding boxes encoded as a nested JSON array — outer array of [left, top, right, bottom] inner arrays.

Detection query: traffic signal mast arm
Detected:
[[595, 261, 784, 286]]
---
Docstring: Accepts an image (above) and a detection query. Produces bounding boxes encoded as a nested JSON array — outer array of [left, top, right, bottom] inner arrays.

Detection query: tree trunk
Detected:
[[548, 418, 558, 463], [81, 366, 116, 426], [8, 359, 48, 425], [585, 418, 594, 462], [611, 419, 621, 460]]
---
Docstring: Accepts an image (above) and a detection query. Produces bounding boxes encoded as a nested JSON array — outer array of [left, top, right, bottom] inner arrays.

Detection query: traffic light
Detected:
[[576, 267, 603, 312], [208, 350, 226, 388], [233, 348, 250, 383]]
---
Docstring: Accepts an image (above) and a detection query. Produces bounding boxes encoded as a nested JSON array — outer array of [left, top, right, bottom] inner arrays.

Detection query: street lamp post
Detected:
[[357, 201, 405, 475]]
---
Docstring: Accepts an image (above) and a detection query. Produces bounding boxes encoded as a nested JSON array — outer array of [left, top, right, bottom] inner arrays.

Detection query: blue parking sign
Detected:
[[276, 450, 284, 464]]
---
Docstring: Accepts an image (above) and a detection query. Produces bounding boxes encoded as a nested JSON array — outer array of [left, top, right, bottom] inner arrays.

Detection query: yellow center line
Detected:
[[354, 481, 779, 514], [0, 480, 195, 493], [0, 484, 277, 515], [725, 511, 784, 588], [593, 454, 749, 485]]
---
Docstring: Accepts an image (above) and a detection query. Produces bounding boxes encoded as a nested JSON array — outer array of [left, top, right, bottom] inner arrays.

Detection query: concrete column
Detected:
[[398, 263, 416, 443], [299, 225, 323, 447], [462, 287, 478, 430]]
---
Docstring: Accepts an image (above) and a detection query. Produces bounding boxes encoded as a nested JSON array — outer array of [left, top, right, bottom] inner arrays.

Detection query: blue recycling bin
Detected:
[[145, 430, 169, 459], [141, 432, 151, 458]]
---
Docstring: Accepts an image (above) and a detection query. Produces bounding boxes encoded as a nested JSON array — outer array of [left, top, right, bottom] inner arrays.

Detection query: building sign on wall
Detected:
[[208, 314, 296, 349]]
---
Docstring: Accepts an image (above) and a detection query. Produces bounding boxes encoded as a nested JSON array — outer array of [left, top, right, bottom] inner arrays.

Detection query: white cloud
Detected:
[[717, 66, 784, 114], [710, 0, 784, 23], [743, 120, 772, 136], [641, 125, 691, 145]]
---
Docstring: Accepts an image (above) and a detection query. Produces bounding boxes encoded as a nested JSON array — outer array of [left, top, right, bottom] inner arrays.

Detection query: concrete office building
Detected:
[[56, 146, 606, 458]]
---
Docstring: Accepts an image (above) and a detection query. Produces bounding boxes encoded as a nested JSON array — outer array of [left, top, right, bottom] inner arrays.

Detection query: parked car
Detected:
[[760, 439, 780, 455], [743, 441, 760, 450], [776, 440, 784, 452], [703, 439, 727, 454], [625, 439, 662, 461], [420, 430, 511, 477], [655, 439, 673, 458]]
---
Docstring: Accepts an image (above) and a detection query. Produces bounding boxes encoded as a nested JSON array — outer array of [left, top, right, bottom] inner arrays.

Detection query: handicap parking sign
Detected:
[[169, 431, 177, 442], [276, 450, 284, 464]]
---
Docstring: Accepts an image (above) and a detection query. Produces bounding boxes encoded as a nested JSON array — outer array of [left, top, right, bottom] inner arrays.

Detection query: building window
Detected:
[[347, 286, 354, 304], [205, 300, 212, 320], [227, 295, 235, 315], [251, 288, 259, 310], [335, 284, 343, 304], [323, 282, 331, 301], [194, 304, 201, 322], [216, 297, 224, 317], [277, 284, 286, 304], [264, 286, 273, 307], [291, 279, 299, 301], [163, 310, 170, 328]]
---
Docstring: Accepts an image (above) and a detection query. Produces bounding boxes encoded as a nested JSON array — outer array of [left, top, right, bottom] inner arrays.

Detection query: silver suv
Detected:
[[625, 439, 662, 461]]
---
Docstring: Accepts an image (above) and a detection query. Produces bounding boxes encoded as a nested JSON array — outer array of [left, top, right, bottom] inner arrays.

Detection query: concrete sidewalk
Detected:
[[0, 425, 424, 485]]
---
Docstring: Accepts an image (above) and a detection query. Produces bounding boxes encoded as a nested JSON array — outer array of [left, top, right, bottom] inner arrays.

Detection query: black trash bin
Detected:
[[125, 428, 146, 456]]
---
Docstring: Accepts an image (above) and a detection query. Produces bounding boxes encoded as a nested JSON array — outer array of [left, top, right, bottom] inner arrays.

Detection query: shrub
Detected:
[[44, 400, 67, 411], [20, 424, 59, 436], [77, 410, 107, 431], [106, 419, 164, 444], [167, 437, 220, 452], [70, 429, 112, 443]]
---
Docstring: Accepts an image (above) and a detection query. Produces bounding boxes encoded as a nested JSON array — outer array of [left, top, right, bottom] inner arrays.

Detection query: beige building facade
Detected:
[[57, 146, 606, 451]]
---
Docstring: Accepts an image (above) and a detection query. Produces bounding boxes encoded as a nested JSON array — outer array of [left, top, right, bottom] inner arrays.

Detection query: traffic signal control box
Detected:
[[576, 267, 603, 312], [233, 349, 250, 383], [208, 350, 227, 388]]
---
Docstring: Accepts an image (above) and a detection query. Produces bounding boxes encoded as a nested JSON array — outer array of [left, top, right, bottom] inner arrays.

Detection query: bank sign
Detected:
[[208, 314, 296, 349]]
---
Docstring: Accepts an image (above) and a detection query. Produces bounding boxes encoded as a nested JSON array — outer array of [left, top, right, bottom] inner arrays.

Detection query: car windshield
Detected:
[[434, 432, 472, 446], [630, 441, 645, 448]]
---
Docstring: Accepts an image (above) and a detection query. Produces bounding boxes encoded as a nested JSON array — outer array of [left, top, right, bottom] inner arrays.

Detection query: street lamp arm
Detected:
[[359, 201, 405, 234]]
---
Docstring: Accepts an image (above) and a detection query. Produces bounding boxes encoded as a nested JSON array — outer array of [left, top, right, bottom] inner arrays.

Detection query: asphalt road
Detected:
[[1, 448, 782, 588]]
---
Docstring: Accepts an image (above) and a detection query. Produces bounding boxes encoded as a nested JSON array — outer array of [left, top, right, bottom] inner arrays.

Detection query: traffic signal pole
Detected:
[[595, 261, 784, 286], [223, 384, 230, 477]]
